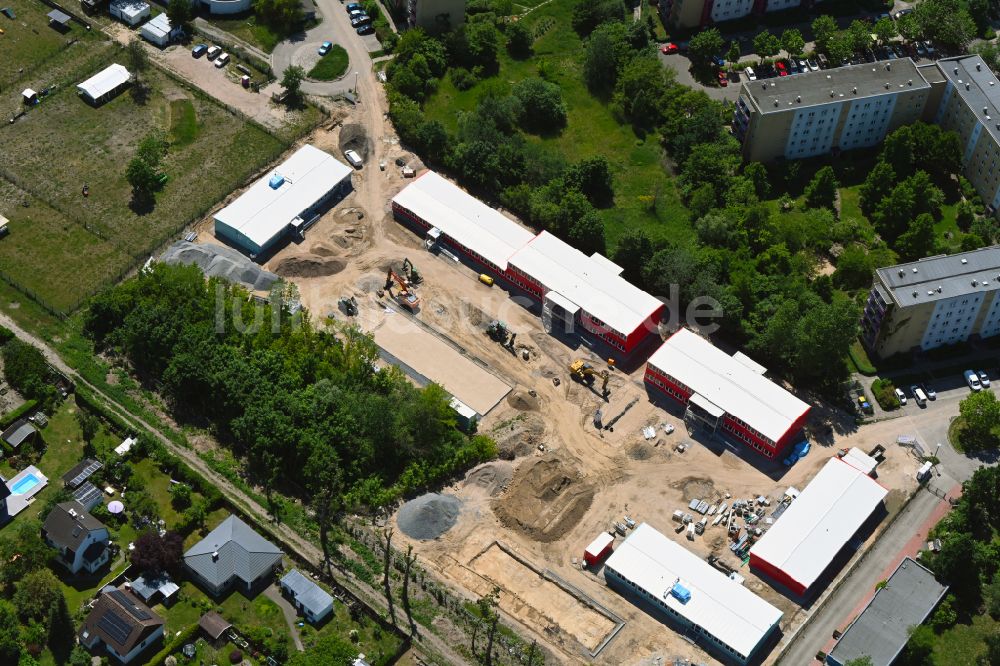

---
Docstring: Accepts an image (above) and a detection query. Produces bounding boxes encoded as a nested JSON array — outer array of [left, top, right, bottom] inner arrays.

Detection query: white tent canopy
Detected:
[[77, 63, 131, 102]]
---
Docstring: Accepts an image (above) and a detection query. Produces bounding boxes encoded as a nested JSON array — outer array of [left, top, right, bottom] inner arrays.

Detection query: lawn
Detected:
[[422, 0, 692, 250], [309, 44, 349, 81], [0, 0, 100, 90], [931, 614, 1000, 664], [0, 42, 287, 313], [210, 15, 301, 54]]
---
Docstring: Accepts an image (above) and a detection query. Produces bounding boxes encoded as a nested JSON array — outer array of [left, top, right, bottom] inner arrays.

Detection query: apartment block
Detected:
[[861, 247, 1000, 357], [405, 0, 464, 30], [662, 0, 804, 28], [734, 58, 933, 163], [933, 56, 1000, 213]]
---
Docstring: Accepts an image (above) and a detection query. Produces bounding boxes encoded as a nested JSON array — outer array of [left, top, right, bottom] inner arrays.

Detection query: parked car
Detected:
[[817, 53, 828, 68], [356, 24, 375, 35], [892, 44, 907, 58], [797, 59, 809, 72], [922, 383, 937, 400], [345, 1, 361, 9], [776, 61, 788, 76], [717, 71, 728, 86], [882, 45, 897, 60], [807, 58, 819, 71], [744, 66, 757, 81], [192, 44, 208, 58], [892, 7, 913, 19], [214, 53, 229, 68], [661, 42, 679, 54], [915, 42, 927, 56], [978, 370, 991, 388], [965, 369, 983, 391], [318, 41, 332, 55], [350, 15, 371, 26], [895, 387, 907, 405], [349, 8, 366, 17], [923, 41, 935, 55], [912, 385, 928, 406], [206, 45, 222, 60], [711, 55, 726, 68]]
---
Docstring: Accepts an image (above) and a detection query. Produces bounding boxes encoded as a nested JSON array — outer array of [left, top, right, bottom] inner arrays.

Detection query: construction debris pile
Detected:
[[396, 493, 462, 540], [160, 241, 280, 291]]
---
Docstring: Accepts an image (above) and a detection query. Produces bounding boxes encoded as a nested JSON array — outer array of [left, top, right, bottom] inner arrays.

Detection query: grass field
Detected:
[[931, 614, 1000, 664], [0, 39, 287, 313], [309, 44, 349, 81], [0, 0, 101, 91], [211, 15, 299, 53], [422, 0, 691, 250]]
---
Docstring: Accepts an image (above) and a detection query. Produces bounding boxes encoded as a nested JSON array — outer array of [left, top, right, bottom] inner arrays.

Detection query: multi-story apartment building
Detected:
[[403, 0, 465, 30], [662, 0, 806, 28], [861, 246, 1000, 357], [734, 58, 935, 162], [736, 55, 1000, 214]]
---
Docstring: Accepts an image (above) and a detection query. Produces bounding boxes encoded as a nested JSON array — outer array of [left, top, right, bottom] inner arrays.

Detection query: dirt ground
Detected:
[[184, 91, 925, 665]]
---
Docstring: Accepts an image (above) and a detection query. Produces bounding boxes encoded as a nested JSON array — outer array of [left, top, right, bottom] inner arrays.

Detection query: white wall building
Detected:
[[604, 523, 783, 665], [139, 13, 182, 47]]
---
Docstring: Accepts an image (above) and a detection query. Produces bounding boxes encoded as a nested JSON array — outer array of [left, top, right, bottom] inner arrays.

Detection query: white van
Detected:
[[911, 385, 927, 406], [344, 149, 363, 169]]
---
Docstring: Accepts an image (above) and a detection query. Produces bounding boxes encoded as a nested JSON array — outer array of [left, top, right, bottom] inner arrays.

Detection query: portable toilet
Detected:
[[670, 580, 691, 604], [917, 461, 933, 481]]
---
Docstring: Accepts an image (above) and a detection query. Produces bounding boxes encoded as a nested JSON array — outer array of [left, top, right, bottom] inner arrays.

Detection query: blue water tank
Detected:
[[269, 173, 285, 189], [671, 582, 691, 604]]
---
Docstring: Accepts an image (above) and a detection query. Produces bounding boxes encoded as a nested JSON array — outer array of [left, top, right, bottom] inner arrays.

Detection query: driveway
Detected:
[[271, 0, 384, 96], [263, 585, 305, 652]]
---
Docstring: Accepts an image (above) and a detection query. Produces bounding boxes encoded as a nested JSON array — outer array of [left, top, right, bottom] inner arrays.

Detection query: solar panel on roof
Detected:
[[109, 590, 151, 621], [72, 482, 101, 508], [67, 460, 103, 488], [98, 610, 134, 646]]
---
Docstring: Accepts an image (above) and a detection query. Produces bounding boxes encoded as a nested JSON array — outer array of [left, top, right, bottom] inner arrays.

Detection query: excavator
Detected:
[[385, 269, 420, 311], [401, 257, 422, 285], [569, 359, 610, 399]]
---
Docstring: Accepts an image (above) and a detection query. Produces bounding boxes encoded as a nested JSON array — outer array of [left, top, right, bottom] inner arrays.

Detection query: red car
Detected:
[[776, 61, 788, 77], [661, 42, 679, 54], [717, 71, 728, 86]]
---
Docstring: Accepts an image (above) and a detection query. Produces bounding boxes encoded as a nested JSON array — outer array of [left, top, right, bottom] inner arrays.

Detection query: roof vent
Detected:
[[912, 268, 919, 273], [967, 83, 972, 91], [958, 79, 964, 84], [962, 258, 968, 264], [885, 83, 890, 89], [908, 79, 913, 86], [973, 280, 979, 286], [913, 291, 918, 298], [212, 551, 219, 561], [827, 74, 832, 79], [898, 269, 905, 277], [991, 81, 997, 86], [831, 90, 836, 97], [796, 95, 801, 102], [955, 67, 960, 74], [988, 116, 992, 121], [886, 63, 891, 71], [928, 290, 935, 296], [978, 63, 982, 71], [853, 86, 858, 94], [937, 286, 943, 293], [774, 100, 779, 107]]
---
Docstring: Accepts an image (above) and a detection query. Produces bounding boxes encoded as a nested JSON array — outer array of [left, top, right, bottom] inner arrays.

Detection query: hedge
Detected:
[[0, 399, 39, 429], [870, 378, 900, 411], [144, 622, 200, 665], [74, 387, 136, 436], [848, 341, 877, 376]]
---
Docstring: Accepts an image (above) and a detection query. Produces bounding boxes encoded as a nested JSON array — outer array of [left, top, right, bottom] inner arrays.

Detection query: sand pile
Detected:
[[507, 391, 540, 412], [397, 493, 462, 540], [463, 462, 513, 498], [490, 412, 545, 460], [160, 241, 279, 291], [273, 255, 346, 278], [493, 456, 594, 543]]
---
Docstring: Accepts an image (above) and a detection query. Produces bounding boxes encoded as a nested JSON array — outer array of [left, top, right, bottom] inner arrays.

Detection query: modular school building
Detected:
[[392, 171, 664, 354], [749, 458, 888, 596], [604, 523, 783, 665], [644, 328, 810, 458], [214, 145, 353, 259]]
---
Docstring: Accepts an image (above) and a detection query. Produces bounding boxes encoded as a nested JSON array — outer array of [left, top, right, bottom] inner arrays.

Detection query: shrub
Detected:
[[871, 378, 900, 410], [230, 649, 243, 664], [449, 67, 478, 91]]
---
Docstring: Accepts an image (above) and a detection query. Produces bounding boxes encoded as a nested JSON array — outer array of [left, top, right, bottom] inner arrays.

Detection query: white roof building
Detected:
[[647, 328, 810, 444], [391, 171, 535, 270], [604, 523, 783, 663], [508, 231, 663, 337], [139, 12, 181, 46], [750, 458, 888, 595], [76, 64, 131, 104], [214, 145, 352, 256]]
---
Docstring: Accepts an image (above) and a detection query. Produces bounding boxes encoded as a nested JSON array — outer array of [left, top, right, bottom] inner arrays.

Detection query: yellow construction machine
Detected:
[[569, 360, 610, 398]]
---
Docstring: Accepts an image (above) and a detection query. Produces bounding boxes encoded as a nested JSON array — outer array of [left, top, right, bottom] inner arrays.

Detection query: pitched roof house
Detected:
[[183, 514, 283, 596], [79, 586, 164, 664], [42, 501, 110, 575]]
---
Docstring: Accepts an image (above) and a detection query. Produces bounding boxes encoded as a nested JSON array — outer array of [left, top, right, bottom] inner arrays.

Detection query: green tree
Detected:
[[169, 482, 192, 510], [812, 15, 838, 51], [902, 622, 936, 665], [981, 631, 1000, 666], [844, 658, 875, 666], [930, 594, 958, 632], [897, 12, 923, 42], [565, 156, 614, 207], [130, 531, 184, 574], [612, 229, 654, 285], [744, 162, 770, 198], [13, 570, 61, 622], [568, 211, 606, 256], [570, 0, 623, 36], [914, 0, 976, 49], [859, 161, 897, 217], [804, 166, 838, 210], [780, 28, 805, 59], [896, 213, 937, 261], [126, 39, 148, 84], [0, 521, 54, 590], [614, 55, 669, 128], [848, 19, 873, 53], [688, 27, 724, 65], [68, 646, 91, 666], [752, 31, 781, 63], [506, 21, 532, 58], [1, 339, 52, 403], [0, 602, 18, 664], [254, 0, 303, 32], [874, 17, 898, 45], [511, 78, 566, 133], [827, 32, 855, 66], [984, 571, 1000, 618], [126, 156, 158, 205], [727, 41, 741, 67], [281, 65, 305, 102], [582, 21, 630, 95], [166, 0, 193, 33], [959, 390, 1000, 451], [75, 411, 100, 452]]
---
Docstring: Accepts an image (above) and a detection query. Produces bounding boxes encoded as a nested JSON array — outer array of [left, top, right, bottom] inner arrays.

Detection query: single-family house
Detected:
[[42, 501, 110, 575], [183, 514, 283, 596], [279, 569, 334, 623], [79, 586, 165, 664]]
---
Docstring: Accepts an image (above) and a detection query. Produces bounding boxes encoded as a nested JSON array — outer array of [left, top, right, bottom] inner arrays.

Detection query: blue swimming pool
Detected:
[[10, 474, 40, 495]]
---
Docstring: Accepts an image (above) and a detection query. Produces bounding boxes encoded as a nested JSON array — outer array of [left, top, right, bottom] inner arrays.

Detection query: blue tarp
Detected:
[[671, 582, 691, 603], [783, 439, 811, 466], [268, 173, 285, 189]]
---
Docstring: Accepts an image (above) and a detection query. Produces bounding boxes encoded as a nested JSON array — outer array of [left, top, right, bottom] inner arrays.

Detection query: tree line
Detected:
[[84, 264, 497, 566]]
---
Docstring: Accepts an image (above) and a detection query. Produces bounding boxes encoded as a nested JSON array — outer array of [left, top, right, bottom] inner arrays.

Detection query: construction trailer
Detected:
[[583, 531, 614, 567], [604, 523, 783, 665], [749, 458, 888, 596], [644, 328, 811, 459], [391, 171, 664, 355]]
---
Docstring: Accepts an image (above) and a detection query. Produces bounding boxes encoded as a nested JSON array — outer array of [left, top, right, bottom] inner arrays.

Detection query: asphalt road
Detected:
[[776, 480, 954, 666]]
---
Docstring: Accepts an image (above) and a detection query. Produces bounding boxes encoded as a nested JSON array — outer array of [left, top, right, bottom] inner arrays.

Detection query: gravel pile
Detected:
[[160, 241, 279, 291], [396, 493, 461, 540]]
